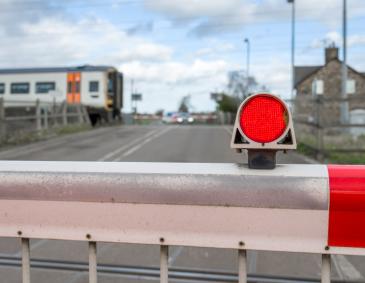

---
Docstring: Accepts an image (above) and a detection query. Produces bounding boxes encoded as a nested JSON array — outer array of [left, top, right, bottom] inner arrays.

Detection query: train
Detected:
[[0, 65, 123, 125]]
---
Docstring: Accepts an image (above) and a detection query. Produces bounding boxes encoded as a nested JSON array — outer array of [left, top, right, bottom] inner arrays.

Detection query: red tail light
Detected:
[[239, 95, 288, 143]]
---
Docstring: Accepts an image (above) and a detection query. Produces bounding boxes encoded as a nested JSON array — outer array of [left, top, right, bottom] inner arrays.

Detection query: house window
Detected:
[[11, 83, 30, 94], [36, 82, 55, 94], [89, 81, 99, 92], [312, 80, 324, 95], [347, 80, 356, 94], [0, 83, 4, 94]]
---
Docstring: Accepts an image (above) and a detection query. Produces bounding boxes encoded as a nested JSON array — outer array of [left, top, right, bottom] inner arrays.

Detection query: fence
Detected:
[[0, 161, 364, 283], [0, 98, 90, 143], [287, 96, 365, 162]]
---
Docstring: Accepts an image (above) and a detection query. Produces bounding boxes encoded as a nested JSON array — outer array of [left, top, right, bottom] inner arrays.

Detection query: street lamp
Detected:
[[341, 0, 349, 124], [244, 38, 250, 79], [287, 0, 295, 100]]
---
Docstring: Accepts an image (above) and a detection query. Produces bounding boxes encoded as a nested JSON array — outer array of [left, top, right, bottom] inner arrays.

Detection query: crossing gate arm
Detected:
[[0, 161, 364, 256]]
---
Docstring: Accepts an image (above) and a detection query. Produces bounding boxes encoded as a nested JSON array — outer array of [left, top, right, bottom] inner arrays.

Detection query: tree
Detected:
[[178, 101, 189, 113], [228, 71, 259, 99], [178, 95, 191, 112], [155, 109, 164, 117], [216, 93, 240, 113]]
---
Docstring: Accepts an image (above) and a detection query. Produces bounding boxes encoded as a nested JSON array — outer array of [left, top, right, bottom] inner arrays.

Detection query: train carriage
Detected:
[[0, 65, 123, 125]]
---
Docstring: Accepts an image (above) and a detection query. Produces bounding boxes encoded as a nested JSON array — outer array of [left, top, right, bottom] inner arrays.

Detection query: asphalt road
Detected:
[[0, 125, 363, 283]]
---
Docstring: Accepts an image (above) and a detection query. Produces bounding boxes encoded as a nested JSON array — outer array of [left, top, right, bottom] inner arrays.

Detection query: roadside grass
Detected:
[[0, 124, 92, 148], [327, 152, 365, 164], [297, 141, 365, 164]]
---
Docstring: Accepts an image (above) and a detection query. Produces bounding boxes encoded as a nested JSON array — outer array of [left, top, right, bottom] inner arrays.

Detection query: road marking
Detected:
[[168, 246, 184, 266], [248, 251, 258, 274], [223, 126, 233, 136], [117, 126, 174, 160], [97, 128, 160, 161], [14, 239, 47, 257], [332, 254, 363, 281]]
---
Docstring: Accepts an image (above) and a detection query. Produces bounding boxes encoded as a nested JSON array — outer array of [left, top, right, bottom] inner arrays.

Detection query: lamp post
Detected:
[[287, 0, 295, 101], [244, 38, 250, 79], [341, 0, 349, 124]]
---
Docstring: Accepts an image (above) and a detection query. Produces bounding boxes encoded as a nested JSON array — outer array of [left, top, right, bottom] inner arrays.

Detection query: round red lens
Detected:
[[240, 95, 288, 143]]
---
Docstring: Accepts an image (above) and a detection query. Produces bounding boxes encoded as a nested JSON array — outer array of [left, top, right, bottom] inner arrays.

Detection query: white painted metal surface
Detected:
[[89, 242, 97, 283], [238, 250, 247, 283], [0, 161, 351, 255], [22, 238, 30, 283], [160, 246, 168, 283], [322, 254, 331, 283], [0, 161, 363, 283], [0, 161, 328, 209]]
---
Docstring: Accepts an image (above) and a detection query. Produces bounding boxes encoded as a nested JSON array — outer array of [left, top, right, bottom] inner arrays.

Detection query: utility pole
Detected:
[[244, 38, 250, 79], [244, 38, 250, 97], [287, 0, 295, 101], [131, 79, 135, 113], [340, 0, 349, 124]]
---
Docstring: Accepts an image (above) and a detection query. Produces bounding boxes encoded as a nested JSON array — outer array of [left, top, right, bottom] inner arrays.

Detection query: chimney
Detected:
[[325, 46, 339, 64]]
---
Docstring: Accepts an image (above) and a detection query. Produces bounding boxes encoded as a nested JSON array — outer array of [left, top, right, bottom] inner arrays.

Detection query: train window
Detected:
[[108, 80, 114, 93], [11, 83, 29, 94], [68, 82, 72, 93], [89, 81, 99, 92], [0, 83, 4, 94], [36, 82, 55, 94], [75, 81, 80, 93]]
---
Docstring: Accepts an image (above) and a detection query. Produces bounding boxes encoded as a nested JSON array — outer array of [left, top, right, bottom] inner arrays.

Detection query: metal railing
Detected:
[[0, 161, 363, 283], [0, 99, 90, 142], [286, 96, 365, 162]]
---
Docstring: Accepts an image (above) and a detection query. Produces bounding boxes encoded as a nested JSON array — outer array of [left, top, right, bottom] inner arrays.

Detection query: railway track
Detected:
[[0, 256, 352, 283]]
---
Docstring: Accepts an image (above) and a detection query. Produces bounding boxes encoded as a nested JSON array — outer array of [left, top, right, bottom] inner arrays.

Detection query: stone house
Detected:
[[294, 46, 365, 127]]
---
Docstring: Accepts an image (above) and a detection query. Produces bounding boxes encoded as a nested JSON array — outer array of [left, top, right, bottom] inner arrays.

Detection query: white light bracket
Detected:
[[230, 93, 297, 169]]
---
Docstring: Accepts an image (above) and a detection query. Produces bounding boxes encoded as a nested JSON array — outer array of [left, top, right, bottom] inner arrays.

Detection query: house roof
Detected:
[[0, 65, 117, 75], [294, 66, 322, 87]]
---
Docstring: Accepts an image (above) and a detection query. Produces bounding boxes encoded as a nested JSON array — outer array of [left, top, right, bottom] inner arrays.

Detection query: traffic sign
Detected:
[[131, 93, 142, 101]]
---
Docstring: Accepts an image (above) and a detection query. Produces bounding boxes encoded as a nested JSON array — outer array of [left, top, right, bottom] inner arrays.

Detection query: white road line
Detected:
[[223, 126, 233, 136], [332, 255, 363, 281], [248, 251, 258, 274], [97, 128, 160, 161], [168, 246, 184, 266], [117, 126, 174, 160], [14, 239, 47, 257]]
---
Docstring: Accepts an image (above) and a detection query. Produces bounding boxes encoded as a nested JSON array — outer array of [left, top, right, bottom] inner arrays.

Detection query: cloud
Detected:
[[311, 31, 365, 49], [119, 59, 231, 112], [120, 59, 230, 84], [145, 0, 365, 37], [0, 16, 173, 67], [195, 43, 235, 57], [127, 21, 154, 35], [252, 58, 291, 97], [0, 0, 62, 34]]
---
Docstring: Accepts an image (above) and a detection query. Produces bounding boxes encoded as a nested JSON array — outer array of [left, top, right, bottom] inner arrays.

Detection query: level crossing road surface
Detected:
[[0, 125, 363, 283]]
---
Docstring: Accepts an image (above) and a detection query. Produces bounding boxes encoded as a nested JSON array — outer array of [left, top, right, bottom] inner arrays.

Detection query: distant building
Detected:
[[294, 46, 365, 127]]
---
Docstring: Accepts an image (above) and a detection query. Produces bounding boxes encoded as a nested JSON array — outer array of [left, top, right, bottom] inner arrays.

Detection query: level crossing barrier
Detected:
[[0, 161, 364, 283]]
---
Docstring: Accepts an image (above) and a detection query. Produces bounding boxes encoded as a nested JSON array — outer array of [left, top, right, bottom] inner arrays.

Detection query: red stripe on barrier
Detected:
[[328, 165, 365, 248]]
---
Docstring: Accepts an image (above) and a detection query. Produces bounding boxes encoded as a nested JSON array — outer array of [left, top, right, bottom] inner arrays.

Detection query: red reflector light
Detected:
[[240, 95, 288, 143]]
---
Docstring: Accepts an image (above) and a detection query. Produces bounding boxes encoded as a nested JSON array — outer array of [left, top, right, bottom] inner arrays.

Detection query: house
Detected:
[[294, 46, 365, 127]]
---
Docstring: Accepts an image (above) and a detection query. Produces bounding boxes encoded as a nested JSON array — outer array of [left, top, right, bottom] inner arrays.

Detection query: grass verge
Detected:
[[0, 124, 92, 148]]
